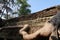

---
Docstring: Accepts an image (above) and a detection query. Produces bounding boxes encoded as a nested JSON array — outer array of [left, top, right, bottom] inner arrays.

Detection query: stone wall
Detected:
[[16, 6, 58, 33], [18, 6, 57, 21], [0, 5, 60, 40], [5, 5, 59, 34]]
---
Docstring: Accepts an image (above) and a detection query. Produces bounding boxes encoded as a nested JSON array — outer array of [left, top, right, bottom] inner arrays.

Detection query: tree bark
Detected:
[[19, 22, 55, 40]]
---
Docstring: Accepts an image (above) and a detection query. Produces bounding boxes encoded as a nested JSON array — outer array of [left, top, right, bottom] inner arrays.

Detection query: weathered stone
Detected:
[[0, 5, 60, 40]]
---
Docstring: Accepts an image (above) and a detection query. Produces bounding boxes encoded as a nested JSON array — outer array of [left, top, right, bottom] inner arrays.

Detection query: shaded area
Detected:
[[0, 26, 23, 40]]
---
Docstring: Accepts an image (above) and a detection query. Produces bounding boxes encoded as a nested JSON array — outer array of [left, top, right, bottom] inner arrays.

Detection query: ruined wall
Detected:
[[18, 6, 57, 21], [3, 6, 59, 34], [5, 6, 58, 33], [0, 5, 60, 40], [16, 6, 58, 33]]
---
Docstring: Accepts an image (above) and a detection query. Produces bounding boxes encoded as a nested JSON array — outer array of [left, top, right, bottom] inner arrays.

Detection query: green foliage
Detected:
[[17, 0, 31, 16], [0, 0, 31, 19]]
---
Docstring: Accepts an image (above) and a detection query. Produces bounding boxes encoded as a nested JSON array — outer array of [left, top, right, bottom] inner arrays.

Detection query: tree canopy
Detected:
[[0, 0, 31, 19], [17, 0, 31, 16]]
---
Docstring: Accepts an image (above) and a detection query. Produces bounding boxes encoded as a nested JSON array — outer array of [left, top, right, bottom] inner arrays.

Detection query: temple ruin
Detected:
[[0, 5, 60, 40]]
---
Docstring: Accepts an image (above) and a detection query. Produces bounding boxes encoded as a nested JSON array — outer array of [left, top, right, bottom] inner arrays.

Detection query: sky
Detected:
[[28, 0, 60, 13]]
